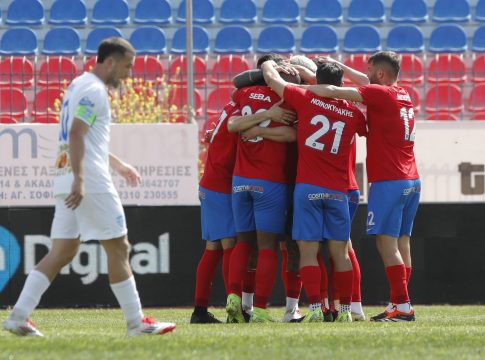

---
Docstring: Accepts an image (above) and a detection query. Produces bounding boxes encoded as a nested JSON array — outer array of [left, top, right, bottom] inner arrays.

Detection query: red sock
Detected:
[[299, 266, 322, 304], [254, 249, 277, 309], [348, 249, 361, 302], [228, 242, 252, 296], [405, 266, 412, 286], [385, 264, 409, 304], [334, 270, 353, 305], [286, 271, 302, 299], [281, 247, 288, 294], [317, 254, 328, 301], [194, 249, 223, 307], [329, 257, 339, 303], [222, 247, 234, 294], [242, 269, 256, 293]]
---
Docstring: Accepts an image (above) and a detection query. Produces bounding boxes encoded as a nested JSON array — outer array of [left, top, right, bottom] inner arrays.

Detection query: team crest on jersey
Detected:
[[79, 96, 95, 107], [249, 93, 272, 102]]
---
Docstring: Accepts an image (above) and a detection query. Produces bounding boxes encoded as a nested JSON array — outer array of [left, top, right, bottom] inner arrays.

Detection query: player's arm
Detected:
[[260, 60, 288, 98], [233, 69, 266, 88], [109, 153, 141, 187], [306, 85, 364, 102], [315, 56, 370, 85], [292, 64, 317, 85], [241, 125, 296, 143]]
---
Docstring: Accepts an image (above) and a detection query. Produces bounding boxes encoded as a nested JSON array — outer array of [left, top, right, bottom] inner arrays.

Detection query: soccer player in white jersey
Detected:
[[3, 38, 176, 337]]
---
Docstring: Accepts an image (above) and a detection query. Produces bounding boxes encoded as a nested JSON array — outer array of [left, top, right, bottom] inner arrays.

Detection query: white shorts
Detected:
[[51, 193, 128, 241]]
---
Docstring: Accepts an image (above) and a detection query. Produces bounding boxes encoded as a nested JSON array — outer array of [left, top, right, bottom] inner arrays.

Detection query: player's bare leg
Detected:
[[398, 235, 412, 286], [328, 240, 353, 322]]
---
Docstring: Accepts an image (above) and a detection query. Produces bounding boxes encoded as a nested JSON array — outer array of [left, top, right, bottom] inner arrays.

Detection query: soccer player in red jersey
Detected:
[[261, 60, 367, 322], [309, 51, 420, 322]]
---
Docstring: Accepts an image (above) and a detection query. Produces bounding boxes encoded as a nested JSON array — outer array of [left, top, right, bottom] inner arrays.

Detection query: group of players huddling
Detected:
[[192, 51, 420, 324]]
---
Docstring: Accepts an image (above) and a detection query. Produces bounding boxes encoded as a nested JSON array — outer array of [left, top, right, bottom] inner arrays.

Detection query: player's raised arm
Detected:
[[306, 84, 364, 103], [315, 56, 370, 86], [261, 60, 289, 98]]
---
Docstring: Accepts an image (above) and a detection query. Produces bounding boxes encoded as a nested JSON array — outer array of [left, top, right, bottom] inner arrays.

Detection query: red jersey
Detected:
[[199, 101, 240, 193], [348, 141, 359, 190], [283, 84, 366, 193], [358, 84, 419, 182], [232, 86, 293, 184]]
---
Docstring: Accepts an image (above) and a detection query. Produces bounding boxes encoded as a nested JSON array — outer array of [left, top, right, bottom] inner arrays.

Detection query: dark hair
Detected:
[[97, 37, 135, 63], [368, 51, 400, 79], [315, 63, 343, 86], [256, 53, 285, 69], [280, 72, 301, 85]]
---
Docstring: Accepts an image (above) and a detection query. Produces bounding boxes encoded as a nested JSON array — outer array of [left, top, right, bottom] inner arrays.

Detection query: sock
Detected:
[[10, 270, 50, 322], [194, 249, 223, 307], [348, 249, 362, 302], [242, 292, 254, 311], [334, 270, 353, 306], [222, 247, 234, 294], [317, 254, 328, 301], [286, 271, 302, 299], [228, 242, 252, 296], [340, 303, 351, 313], [385, 264, 410, 304], [405, 266, 412, 285], [329, 257, 339, 304], [309, 302, 322, 312], [110, 276, 144, 328], [351, 301, 363, 314], [286, 297, 299, 311], [299, 266, 322, 305], [242, 269, 256, 293], [281, 247, 288, 294], [254, 249, 278, 309], [396, 302, 412, 313]]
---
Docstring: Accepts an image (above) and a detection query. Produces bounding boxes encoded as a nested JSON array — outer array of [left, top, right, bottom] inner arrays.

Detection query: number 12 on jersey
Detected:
[[401, 107, 416, 142]]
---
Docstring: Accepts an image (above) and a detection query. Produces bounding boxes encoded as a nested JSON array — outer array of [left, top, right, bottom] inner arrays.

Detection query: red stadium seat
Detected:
[[0, 115, 17, 123], [168, 55, 206, 86], [210, 55, 251, 85], [426, 113, 459, 121], [38, 56, 77, 88], [343, 54, 370, 85], [0, 57, 34, 88], [471, 54, 485, 83], [84, 57, 97, 72], [467, 84, 485, 113], [399, 54, 424, 85], [31, 114, 59, 123], [400, 85, 421, 113], [427, 54, 466, 84], [167, 86, 202, 122], [32, 88, 64, 117], [132, 55, 164, 83], [0, 88, 27, 119], [425, 84, 462, 113], [471, 112, 485, 120], [207, 87, 234, 116]]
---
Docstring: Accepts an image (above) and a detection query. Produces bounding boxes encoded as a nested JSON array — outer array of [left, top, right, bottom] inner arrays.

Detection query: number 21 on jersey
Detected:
[[305, 114, 345, 154]]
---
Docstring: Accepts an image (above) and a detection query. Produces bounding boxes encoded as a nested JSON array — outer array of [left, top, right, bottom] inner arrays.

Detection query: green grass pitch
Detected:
[[1, 306, 485, 359]]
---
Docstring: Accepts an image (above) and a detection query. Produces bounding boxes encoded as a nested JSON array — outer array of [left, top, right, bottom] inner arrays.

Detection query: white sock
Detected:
[[340, 304, 351, 313], [386, 302, 395, 312], [285, 297, 299, 311], [309, 302, 321, 312], [396, 302, 412, 313], [10, 270, 50, 322], [242, 292, 253, 311], [110, 276, 143, 328], [351, 301, 363, 314]]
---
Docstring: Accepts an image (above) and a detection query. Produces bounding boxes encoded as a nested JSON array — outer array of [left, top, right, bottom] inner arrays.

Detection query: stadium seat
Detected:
[[477, 0, 485, 22], [49, 0, 87, 25], [432, 0, 470, 22], [42, 27, 81, 56], [219, 0, 256, 24], [210, 55, 251, 85], [0, 88, 28, 119], [168, 87, 203, 121], [343, 25, 381, 53], [214, 26, 252, 54], [425, 84, 463, 114], [170, 26, 210, 54], [129, 27, 167, 55], [400, 85, 421, 113], [84, 57, 97, 72], [207, 87, 234, 116], [471, 55, 485, 83], [169, 56, 207, 86], [472, 26, 485, 52], [177, 0, 215, 24], [386, 25, 424, 53], [304, 0, 342, 23], [0, 115, 17, 124], [427, 54, 466, 84], [257, 26, 295, 53], [38, 57, 77, 88], [343, 54, 370, 85], [6, 0, 44, 25], [32, 88, 64, 118], [399, 54, 424, 85], [390, 0, 428, 23], [85, 27, 123, 55], [347, 0, 385, 23], [31, 114, 59, 123], [132, 56, 164, 82], [0, 28, 38, 56], [429, 25, 467, 53], [471, 112, 485, 120], [91, 0, 129, 25], [300, 25, 338, 54], [426, 113, 459, 121], [467, 84, 485, 113], [261, 0, 300, 24], [134, 0, 172, 25], [0, 57, 34, 88]]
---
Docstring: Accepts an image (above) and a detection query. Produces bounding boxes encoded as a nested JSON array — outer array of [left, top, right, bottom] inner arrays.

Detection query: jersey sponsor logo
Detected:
[[233, 184, 264, 193], [310, 98, 354, 117], [308, 192, 345, 201], [248, 93, 272, 102], [0, 226, 21, 292], [397, 94, 411, 102]]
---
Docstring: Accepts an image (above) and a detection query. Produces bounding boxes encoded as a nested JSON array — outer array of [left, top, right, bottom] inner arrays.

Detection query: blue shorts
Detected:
[[367, 179, 421, 238], [199, 186, 236, 241], [292, 183, 350, 242], [232, 176, 288, 234], [348, 189, 360, 222]]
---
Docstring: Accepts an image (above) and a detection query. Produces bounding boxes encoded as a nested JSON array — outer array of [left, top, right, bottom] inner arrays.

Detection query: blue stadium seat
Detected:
[[477, 0, 485, 22], [176, 0, 215, 24], [85, 27, 124, 55], [257, 26, 295, 53], [343, 25, 381, 53], [42, 27, 81, 56], [0, 28, 38, 56], [472, 26, 485, 52], [386, 25, 424, 53], [262, 0, 299, 24], [6, 0, 44, 25], [134, 0, 172, 25], [432, 0, 470, 23], [347, 0, 385, 23], [219, 0, 257, 24], [390, 0, 428, 23], [129, 27, 167, 55], [214, 26, 252, 54], [429, 25, 467, 53], [48, 0, 87, 25], [304, 0, 343, 24], [300, 25, 338, 53], [91, 0, 129, 25], [170, 26, 210, 54]]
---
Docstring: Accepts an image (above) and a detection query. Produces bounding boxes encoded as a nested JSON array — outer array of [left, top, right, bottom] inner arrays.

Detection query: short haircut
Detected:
[[256, 53, 285, 69], [368, 51, 401, 79], [97, 37, 135, 63], [315, 63, 343, 86]]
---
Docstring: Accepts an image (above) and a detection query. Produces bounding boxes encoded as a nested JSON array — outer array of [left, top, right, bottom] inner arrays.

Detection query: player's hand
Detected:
[[117, 162, 141, 187], [241, 126, 261, 141], [65, 177, 84, 210], [314, 55, 338, 65], [274, 64, 299, 76], [203, 129, 214, 144], [267, 100, 296, 124]]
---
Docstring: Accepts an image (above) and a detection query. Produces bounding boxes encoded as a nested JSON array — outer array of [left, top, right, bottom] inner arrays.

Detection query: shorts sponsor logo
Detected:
[[198, 191, 206, 200], [403, 186, 421, 196], [233, 185, 264, 193], [308, 192, 345, 201], [0, 226, 21, 292]]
